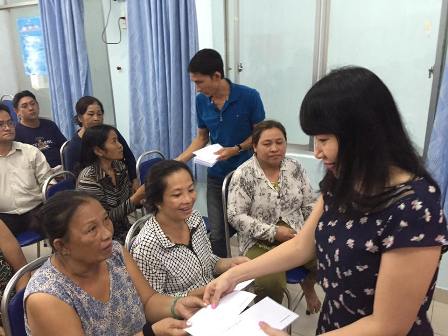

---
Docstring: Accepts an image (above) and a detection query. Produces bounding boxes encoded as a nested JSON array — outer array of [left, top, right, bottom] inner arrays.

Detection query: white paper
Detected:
[[185, 290, 256, 336], [234, 279, 254, 292], [193, 144, 223, 167], [222, 297, 299, 335], [185, 294, 298, 336]]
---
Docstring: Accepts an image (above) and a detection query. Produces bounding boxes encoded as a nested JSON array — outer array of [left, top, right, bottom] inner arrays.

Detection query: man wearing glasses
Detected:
[[0, 104, 52, 236]]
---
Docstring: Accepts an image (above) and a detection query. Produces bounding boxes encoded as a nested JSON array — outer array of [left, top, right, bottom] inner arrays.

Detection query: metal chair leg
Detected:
[[36, 241, 41, 258], [283, 288, 292, 334]]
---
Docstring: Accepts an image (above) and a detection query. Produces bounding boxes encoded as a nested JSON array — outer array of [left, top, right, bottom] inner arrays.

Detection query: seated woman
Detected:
[[76, 124, 145, 244], [0, 218, 29, 304], [65, 96, 138, 191], [24, 190, 204, 336], [227, 120, 321, 313], [131, 160, 248, 297]]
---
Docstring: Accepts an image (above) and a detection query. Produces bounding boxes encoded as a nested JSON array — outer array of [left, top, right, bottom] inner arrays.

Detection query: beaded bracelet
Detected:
[[170, 296, 182, 320]]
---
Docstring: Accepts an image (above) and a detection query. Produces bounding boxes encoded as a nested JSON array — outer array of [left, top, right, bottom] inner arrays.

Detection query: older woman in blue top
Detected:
[[25, 190, 204, 336]]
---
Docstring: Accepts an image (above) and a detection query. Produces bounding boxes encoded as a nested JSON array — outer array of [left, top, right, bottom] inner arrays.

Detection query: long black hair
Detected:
[[300, 66, 435, 210], [80, 124, 117, 169]]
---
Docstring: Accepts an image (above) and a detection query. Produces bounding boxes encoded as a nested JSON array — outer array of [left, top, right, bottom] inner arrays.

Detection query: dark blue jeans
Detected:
[[207, 175, 228, 257]]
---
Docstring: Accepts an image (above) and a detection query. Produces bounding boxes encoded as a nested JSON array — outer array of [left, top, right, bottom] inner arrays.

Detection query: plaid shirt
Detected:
[[131, 210, 220, 297]]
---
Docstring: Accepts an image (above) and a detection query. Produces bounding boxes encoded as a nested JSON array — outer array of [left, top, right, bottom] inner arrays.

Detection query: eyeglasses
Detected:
[[0, 120, 15, 129]]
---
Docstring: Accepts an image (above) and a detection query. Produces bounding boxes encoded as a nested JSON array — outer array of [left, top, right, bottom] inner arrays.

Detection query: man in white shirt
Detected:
[[0, 103, 52, 236]]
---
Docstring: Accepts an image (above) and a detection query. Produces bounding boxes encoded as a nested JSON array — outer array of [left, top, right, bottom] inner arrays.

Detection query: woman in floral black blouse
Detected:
[[204, 67, 448, 336]]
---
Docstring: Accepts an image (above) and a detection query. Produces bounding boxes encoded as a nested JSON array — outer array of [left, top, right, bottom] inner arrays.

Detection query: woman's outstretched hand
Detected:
[[203, 271, 238, 307], [152, 318, 189, 336], [259, 321, 288, 336]]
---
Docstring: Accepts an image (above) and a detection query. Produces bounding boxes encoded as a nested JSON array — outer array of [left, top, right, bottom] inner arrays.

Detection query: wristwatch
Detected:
[[236, 144, 243, 152]]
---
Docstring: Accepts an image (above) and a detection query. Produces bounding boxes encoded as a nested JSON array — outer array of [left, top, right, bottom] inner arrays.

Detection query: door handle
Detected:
[[428, 66, 434, 78]]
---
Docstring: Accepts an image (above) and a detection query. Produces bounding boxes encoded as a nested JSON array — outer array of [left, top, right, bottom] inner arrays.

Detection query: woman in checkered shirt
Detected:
[[131, 160, 248, 298]]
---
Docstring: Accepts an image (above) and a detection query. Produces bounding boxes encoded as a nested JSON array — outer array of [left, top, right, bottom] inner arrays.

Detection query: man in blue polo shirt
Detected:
[[177, 49, 265, 257], [13, 90, 66, 168]]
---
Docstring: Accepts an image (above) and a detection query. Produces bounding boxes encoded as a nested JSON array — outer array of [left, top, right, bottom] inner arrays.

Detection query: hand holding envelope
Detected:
[[185, 279, 298, 336]]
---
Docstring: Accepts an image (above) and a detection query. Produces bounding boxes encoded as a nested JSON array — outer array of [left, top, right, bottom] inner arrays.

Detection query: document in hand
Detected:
[[221, 297, 299, 335], [193, 143, 223, 167], [185, 289, 298, 336]]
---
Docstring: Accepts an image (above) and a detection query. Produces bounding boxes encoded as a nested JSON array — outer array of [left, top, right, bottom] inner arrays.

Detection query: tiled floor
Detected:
[[22, 241, 448, 336]]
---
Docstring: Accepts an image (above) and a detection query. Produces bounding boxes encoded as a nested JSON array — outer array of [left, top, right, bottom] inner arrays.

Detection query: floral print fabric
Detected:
[[316, 177, 448, 335], [227, 156, 315, 254], [24, 241, 146, 335]]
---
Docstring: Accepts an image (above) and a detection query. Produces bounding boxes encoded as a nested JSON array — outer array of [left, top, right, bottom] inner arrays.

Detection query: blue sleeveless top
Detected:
[[24, 241, 146, 335]]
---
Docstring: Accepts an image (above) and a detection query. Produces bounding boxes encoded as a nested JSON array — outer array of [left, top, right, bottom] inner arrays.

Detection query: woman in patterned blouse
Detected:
[[204, 67, 448, 336], [131, 160, 248, 298], [227, 120, 321, 313], [25, 190, 205, 336], [77, 124, 146, 244], [0, 219, 29, 318]]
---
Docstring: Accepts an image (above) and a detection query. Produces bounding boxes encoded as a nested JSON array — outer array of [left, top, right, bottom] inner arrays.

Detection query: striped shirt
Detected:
[[76, 161, 135, 243]]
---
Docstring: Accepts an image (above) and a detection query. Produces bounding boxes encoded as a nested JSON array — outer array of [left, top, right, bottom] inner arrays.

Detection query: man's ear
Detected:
[[212, 71, 222, 80]]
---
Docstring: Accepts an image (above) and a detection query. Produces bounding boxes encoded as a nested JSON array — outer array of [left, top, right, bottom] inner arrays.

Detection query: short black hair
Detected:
[[36, 190, 94, 250], [74, 96, 104, 127], [144, 160, 194, 213], [300, 66, 434, 210], [188, 48, 224, 78], [252, 120, 287, 146], [13, 90, 37, 109], [0, 103, 11, 116]]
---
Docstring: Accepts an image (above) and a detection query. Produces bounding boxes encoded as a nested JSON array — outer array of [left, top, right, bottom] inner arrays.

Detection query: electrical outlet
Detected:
[[119, 16, 127, 29]]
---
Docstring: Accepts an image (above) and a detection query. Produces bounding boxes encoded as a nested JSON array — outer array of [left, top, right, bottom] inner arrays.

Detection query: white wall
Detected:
[[99, 0, 130, 142], [0, 6, 19, 96]]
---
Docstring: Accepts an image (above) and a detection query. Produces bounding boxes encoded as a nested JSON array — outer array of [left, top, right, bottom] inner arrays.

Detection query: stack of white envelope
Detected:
[[185, 279, 299, 336], [193, 144, 223, 167]]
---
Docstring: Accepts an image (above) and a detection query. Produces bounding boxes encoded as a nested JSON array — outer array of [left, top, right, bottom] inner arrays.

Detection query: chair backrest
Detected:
[[124, 214, 151, 251], [221, 170, 235, 257], [59, 140, 70, 171], [0, 97, 18, 124], [1, 256, 49, 336], [41, 170, 76, 201], [136, 150, 165, 184]]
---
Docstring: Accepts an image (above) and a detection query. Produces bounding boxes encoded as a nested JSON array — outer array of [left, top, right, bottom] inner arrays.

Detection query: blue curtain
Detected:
[[39, 0, 92, 138], [427, 52, 448, 225], [127, 0, 198, 159]]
